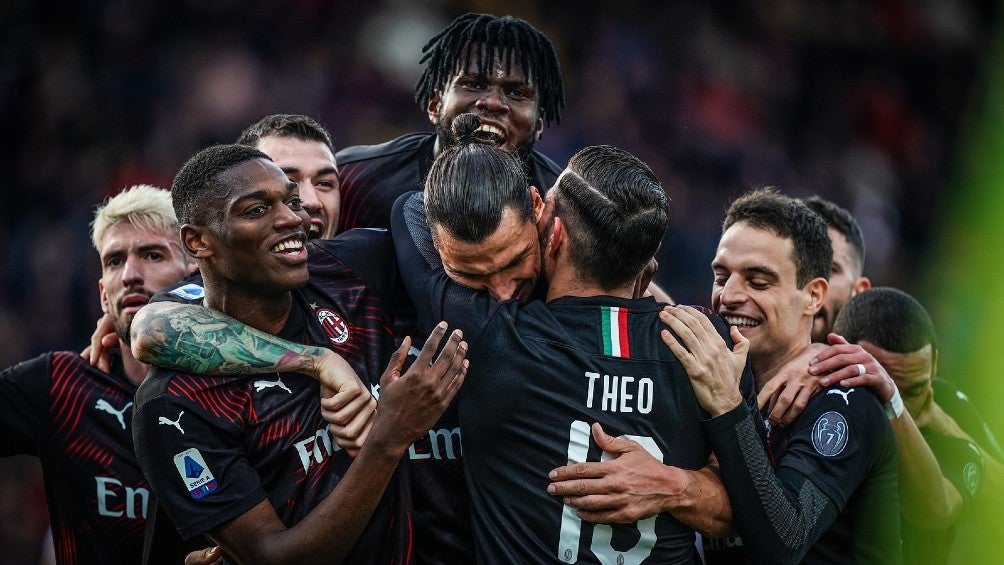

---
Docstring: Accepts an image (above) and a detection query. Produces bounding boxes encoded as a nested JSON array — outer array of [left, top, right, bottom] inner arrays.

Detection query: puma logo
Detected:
[[158, 411, 185, 434], [827, 388, 855, 405], [253, 376, 292, 394], [95, 399, 133, 430]]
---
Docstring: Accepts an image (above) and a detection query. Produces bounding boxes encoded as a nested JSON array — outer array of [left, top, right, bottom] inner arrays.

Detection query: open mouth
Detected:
[[473, 123, 506, 146], [723, 315, 761, 328], [307, 221, 323, 240], [271, 238, 305, 254]]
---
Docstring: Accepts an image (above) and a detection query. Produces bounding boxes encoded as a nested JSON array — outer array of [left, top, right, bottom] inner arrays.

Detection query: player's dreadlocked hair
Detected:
[[415, 13, 565, 126]]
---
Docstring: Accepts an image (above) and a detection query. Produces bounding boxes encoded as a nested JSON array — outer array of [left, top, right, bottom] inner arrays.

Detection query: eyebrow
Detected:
[[450, 243, 533, 278], [101, 242, 171, 262], [281, 166, 339, 177], [711, 261, 780, 280]]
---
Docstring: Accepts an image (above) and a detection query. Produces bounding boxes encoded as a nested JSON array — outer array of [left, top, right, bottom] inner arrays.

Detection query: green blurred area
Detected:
[[923, 19, 1004, 555]]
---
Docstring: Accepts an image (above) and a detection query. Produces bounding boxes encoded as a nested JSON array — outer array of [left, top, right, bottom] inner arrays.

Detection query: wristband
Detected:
[[884, 387, 905, 419]]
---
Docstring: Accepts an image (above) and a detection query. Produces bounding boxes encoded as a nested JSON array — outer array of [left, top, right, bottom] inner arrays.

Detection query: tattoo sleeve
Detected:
[[132, 302, 328, 376]]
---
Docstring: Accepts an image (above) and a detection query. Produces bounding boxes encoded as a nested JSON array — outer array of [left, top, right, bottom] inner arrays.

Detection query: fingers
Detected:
[[184, 546, 222, 565], [429, 328, 466, 379], [322, 388, 376, 427], [548, 462, 608, 483], [756, 377, 783, 410], [379, 336, 411, 389], [414, 322, 449, 369], [775, 385, 813, 427], [591, 422, 640, 455], [574, 506, 639, 524], [729, 325, 749, 356]]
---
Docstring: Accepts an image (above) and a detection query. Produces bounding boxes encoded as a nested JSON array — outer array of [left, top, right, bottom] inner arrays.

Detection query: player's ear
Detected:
[[427, 91, 442, 125], [852, 276, 872, 296], [546, 216, 565, 259], [530, 186, 544, 221], [181, 225, 213, 259], [98, 279, 110, 314], [804, 277, 828, 317], [533, 114, 544, 141]]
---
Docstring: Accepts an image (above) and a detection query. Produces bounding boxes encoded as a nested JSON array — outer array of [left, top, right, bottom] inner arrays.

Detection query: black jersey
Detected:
[[899, 379, 998, 565], [138, 229, 411, 563], [336, 132, 562, 232], [391, 192, 474, 563], [703, 385, 901, 564], [0, 351, 150, 564], [391, 192, 759, 564]]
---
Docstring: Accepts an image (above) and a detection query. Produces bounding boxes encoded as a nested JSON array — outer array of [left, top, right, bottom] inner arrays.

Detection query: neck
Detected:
[[119, 339, 148, 387], [751, 340, 813, 391], [203, 280, 294, 336], [546, 268, 634, 302]]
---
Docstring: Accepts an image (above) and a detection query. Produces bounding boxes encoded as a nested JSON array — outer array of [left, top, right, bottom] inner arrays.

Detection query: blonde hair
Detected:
[[91, 184, 179, 251]]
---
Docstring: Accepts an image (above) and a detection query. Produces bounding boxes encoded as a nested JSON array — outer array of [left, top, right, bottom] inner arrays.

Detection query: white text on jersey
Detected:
[[95, 476, 149, 519], [294, 427, 341, 473], [584, 372, 654, 413]]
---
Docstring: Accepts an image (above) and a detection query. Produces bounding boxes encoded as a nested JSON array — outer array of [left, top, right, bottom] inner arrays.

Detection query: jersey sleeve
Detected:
[[391, 191, 498, 344], [132, 377, 266, 541], [0, 352, 53, 454], [310, 229, 398, 308], [702, 402, 841, 564]]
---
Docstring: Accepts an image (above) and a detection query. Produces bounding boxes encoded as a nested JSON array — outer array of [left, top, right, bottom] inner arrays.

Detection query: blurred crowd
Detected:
[[0, 0, 998, 562]]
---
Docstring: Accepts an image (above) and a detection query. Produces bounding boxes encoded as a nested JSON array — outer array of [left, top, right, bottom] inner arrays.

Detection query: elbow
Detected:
[[129, 303, 167, 363]]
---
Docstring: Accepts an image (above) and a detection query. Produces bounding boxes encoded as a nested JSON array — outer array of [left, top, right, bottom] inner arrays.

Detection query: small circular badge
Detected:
[[811, 411, 849, 457]]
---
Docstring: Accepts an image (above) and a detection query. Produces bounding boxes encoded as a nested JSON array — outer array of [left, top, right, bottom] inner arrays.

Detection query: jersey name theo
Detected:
[[585, 371, 655, 414], [405, 370, 652, 463]]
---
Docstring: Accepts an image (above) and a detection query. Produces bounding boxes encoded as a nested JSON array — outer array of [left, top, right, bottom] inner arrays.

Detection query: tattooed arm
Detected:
[[130, 301, 376, 452]]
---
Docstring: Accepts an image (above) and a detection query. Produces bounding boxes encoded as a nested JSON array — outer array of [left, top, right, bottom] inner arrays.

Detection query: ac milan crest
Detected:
[[316, 308, 350, 344]]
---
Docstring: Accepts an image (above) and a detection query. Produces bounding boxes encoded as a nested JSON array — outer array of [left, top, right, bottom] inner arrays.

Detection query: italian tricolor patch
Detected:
[[601, 306, 630, 358]]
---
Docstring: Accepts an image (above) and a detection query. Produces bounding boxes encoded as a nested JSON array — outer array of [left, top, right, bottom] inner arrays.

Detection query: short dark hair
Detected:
[[171, 144, 271, 227], [236, 114, 335, 153], [802, 195, 866, 271], [415, 13, 565, 126], [554, 145, 668, 290], [424, 114, 532, 243], [832, 287, 937, 355], [723, 188, 832, 287]]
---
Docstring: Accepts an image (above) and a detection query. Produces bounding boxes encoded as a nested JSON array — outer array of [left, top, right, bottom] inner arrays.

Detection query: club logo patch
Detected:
[[168, 283, 205, 301], [811, 411, 849, 457], [963, 461, 981, 496], [316, 308, 349, 344], [173, 448, 218, 499]]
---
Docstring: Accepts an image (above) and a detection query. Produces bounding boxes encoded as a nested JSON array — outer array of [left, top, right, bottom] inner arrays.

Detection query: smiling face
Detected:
[[99, 223, 189, 342], [712, 221, 826, 379], [254, 135, 339, 240], [433, 206, 542, 302], [428, 53, 543, 159], [191, 158, 310, 295]]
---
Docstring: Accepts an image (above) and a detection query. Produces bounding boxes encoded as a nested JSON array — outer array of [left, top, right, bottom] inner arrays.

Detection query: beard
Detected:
[[435, 112, 535, 164], [114, 314, 133, 346]]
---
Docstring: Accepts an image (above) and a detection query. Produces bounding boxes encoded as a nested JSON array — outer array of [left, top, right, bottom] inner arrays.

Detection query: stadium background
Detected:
[[0, 0, 1001, 561]]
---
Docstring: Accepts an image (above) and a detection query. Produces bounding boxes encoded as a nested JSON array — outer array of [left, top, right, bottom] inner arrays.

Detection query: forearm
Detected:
[[219, 441, 405, 565], [892, 410, 962, 529], [131, 302, 329, 376], [703, 403, 837, 564], [971, 451, 1004, 532], [664, 465, 734, 537]]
